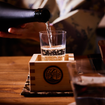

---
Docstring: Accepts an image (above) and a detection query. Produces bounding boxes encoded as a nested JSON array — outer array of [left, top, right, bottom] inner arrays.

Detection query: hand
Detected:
[[0, 22, 47, 42]]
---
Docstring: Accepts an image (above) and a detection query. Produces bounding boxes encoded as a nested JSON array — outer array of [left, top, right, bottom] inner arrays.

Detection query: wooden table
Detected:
[[0, 56, 91, 105]]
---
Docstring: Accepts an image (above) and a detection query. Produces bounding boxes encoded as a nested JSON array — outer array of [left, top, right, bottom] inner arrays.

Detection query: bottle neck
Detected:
[[34, 8, 51, 22]]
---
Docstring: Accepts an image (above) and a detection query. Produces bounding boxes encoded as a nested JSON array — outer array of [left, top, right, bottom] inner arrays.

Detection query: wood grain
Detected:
[[0, 56, 75, 105]]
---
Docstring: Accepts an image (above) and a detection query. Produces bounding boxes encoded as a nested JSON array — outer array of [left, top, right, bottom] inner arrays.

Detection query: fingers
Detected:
[[0, 31, 22, 39], [8, 27, 39, 41], [8, 27, 26, 35], [0, 22, 45, 41]]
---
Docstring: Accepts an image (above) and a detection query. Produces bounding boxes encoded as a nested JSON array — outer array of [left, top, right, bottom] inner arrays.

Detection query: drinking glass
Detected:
[[39, 30, 66, 61], [67, 59, 105, 105]]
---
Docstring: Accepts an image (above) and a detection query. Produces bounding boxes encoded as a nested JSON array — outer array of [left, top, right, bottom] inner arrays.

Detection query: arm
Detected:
[[0, 22, 54, 42]]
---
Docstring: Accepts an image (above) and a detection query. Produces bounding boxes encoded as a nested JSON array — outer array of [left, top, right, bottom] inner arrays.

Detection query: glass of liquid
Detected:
[[39, 30, 66, 61], [67, 59, 105, 105]]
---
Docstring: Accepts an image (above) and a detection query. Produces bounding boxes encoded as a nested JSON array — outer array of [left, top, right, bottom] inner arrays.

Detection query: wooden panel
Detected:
[[29, 54, 74, 92]]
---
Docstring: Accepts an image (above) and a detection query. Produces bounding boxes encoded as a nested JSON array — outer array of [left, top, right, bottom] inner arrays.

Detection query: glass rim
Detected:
[[39, 30, 66, 35]]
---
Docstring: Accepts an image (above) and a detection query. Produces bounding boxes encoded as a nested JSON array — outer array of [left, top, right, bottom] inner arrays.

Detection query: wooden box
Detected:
[[29, 53, 74, 92]]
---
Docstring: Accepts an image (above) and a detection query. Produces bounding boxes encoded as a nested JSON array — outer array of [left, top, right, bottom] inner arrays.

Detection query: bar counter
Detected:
[[0, 55, 91, 105]]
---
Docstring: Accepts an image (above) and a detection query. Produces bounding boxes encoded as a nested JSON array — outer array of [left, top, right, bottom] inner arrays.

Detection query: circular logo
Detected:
[[43, 66, 63, 84]]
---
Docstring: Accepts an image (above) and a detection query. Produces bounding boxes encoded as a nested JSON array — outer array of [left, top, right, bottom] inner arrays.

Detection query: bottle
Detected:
[[0, 1, 51, 32]]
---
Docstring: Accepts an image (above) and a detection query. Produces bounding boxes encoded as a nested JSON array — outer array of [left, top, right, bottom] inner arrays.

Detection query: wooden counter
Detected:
[[0, 56, 77, 105]]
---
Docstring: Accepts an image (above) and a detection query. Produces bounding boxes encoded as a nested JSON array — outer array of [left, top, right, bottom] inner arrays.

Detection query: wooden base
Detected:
[[29, 53, 75, 92]]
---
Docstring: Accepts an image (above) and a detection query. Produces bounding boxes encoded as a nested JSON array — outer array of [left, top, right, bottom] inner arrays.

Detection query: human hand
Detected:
[[0, 22, 47, 42]]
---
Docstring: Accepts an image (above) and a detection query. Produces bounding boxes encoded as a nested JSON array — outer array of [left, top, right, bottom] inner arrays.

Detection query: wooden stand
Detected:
[[29, 53, 75, 92]]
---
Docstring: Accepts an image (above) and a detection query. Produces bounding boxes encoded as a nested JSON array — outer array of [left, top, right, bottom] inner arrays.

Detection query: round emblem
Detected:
[[44, 66, 63, 84]]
